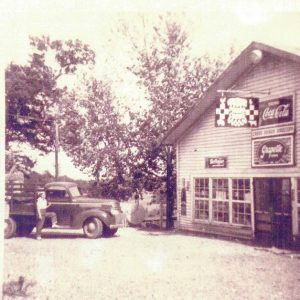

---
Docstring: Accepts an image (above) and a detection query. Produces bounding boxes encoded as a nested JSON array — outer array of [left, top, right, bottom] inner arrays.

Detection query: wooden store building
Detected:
[[162, 41, 300, 248]]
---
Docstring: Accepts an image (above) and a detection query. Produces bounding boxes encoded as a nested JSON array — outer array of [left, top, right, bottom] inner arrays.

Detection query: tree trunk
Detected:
[[166, 151, 174, 230]]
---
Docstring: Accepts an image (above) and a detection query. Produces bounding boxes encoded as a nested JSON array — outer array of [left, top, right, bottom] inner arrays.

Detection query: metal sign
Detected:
[[252, 135, 294, 167], [259, 96, 293, 127], [205, 156, 227, 168], [252, 125, 295, 139], [215, 97, 259, 127]]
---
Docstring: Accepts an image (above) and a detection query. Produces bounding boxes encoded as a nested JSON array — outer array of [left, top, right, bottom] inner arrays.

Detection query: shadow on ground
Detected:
[[27, 232, 84, 239], [26, 229, 121, 240], [134, 225, 300, 253]]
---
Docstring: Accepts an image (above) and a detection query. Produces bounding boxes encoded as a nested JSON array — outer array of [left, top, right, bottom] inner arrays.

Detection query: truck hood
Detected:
[[74, 196, 118, 205]]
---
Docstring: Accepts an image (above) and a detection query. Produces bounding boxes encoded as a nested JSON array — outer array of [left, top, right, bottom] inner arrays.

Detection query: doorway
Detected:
[[254, 178, 292, 248]]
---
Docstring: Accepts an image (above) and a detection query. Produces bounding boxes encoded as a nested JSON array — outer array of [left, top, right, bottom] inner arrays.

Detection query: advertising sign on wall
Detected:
[[259, 96, 293, 127], [205, 156, 227, 168], [215, 97, 259, 127], [252, 135, 294, 167], [252, 125, 295, 139]]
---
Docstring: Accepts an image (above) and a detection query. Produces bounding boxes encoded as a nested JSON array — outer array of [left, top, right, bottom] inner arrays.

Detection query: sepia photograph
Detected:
[[2, 0, 300, 299]]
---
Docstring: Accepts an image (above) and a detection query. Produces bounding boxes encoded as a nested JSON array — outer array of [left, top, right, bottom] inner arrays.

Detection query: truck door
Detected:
[[46, 187, 73, 226]]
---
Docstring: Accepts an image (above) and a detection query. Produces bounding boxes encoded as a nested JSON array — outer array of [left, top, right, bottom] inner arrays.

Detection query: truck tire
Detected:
[[103, 226, 118, 237], [83, 217, 103, 239], [4, 218, 17, 239], [16, 224, 35, 237]]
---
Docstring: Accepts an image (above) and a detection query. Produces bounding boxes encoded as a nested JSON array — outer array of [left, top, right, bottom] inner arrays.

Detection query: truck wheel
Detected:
[[83, 217, 103, 239], [4, 218, 17, 239], [16, 224, 35, 237], [103, 226, 118, 237]]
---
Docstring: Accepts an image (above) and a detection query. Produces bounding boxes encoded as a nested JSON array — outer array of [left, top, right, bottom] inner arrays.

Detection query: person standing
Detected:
[[36, 192, 51, 240]]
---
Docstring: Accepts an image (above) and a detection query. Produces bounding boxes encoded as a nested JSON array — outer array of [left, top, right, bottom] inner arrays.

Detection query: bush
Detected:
[[2, 276, 36, 299]]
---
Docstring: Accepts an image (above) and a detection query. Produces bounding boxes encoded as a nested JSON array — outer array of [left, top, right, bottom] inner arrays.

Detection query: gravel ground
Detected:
[[3, 227, 300, 300]]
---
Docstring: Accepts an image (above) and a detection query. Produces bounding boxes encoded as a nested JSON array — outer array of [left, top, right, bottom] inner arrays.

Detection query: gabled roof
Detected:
[[162, 41, 300, 144]]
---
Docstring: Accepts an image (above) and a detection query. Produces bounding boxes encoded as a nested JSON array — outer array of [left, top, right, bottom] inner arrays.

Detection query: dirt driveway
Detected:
[[3, 227, 300, 300]]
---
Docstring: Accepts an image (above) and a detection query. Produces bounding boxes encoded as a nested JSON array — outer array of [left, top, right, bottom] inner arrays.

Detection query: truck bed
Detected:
[[6, 182, 41, 217], [10, 201, 36, 216]]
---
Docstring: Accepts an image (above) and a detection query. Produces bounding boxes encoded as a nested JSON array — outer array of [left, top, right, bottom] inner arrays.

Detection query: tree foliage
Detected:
[[127, 19, 230, 228], [130, 21, 227, 140], [5, 150, 35, 182], [5, 36, 95, 153], [5, 62, 56, 152], [60, 18, 231, 208], [61, 79, 136, 199]]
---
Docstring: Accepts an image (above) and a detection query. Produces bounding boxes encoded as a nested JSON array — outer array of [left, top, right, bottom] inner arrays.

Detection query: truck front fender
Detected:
[[72, 209, 113, 229]]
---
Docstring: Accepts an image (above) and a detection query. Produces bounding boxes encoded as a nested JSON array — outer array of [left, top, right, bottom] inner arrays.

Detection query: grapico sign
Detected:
[[259, 141, 285, 162], [252, 135, 294, 167], [259, 96, 293, 127], [205, 156, 227, 168]]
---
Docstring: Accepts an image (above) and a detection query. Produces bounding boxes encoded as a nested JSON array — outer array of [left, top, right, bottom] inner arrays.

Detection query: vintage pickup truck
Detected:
[[5, 181, 125, 239]]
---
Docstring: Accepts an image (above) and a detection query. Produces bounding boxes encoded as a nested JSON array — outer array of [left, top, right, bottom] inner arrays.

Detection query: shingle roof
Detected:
[[162, 41, 300, 144]]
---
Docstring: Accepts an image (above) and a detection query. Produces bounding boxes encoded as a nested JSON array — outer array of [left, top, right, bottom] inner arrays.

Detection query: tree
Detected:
[[127, 19, 230, 228], [5, 36, 95, 153], [5, 62, 56, 152], [23, 171, 54, 188], [61, 78, 136, 199], [5, 150, 35, 182]]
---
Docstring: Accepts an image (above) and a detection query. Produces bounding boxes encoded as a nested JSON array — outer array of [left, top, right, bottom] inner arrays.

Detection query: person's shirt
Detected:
[[36, 197, 48, 210]]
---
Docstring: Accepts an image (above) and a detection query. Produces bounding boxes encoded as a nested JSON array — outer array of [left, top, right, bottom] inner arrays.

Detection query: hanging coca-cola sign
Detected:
[[252, 135, 294, 167], [259, 96, 293, 126]]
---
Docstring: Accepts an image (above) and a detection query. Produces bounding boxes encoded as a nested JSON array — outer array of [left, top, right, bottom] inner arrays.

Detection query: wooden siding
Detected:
[[179, 222, 253, 240], [177, 55, 300, 237]]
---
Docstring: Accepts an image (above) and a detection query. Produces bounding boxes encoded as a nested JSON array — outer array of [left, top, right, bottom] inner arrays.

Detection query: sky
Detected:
[[2, 0, 300, 180]]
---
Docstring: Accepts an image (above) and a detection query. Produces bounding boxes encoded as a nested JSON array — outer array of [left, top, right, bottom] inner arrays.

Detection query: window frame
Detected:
[[46, 188, 71, 202], [231, 178, 252, 226], [297, 178, 300, 234], [193, 177, 253, 227], [69, 186, 81, 198], [212, 178, 229, 201], [210, 178, 229, 223], [194, 178, 210, 222]]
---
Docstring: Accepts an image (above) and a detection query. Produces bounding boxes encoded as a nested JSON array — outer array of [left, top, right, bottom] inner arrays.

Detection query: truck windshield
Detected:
[[69, 186, 81, 198]]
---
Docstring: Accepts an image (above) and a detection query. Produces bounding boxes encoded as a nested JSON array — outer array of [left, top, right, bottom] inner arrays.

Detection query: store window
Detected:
[[194, 177, 252, 226], [232, 179, 251, 225], [212, 179, 229, 222], [195, 178, 209, 220]]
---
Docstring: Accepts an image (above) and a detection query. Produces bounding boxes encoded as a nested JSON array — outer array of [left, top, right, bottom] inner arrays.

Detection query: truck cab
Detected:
[[45, 182, 82, 226]]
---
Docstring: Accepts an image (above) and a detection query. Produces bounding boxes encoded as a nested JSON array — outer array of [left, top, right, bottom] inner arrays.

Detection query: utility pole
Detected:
[[50, 103, 61, 180], [54, 118, 60, 180]]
